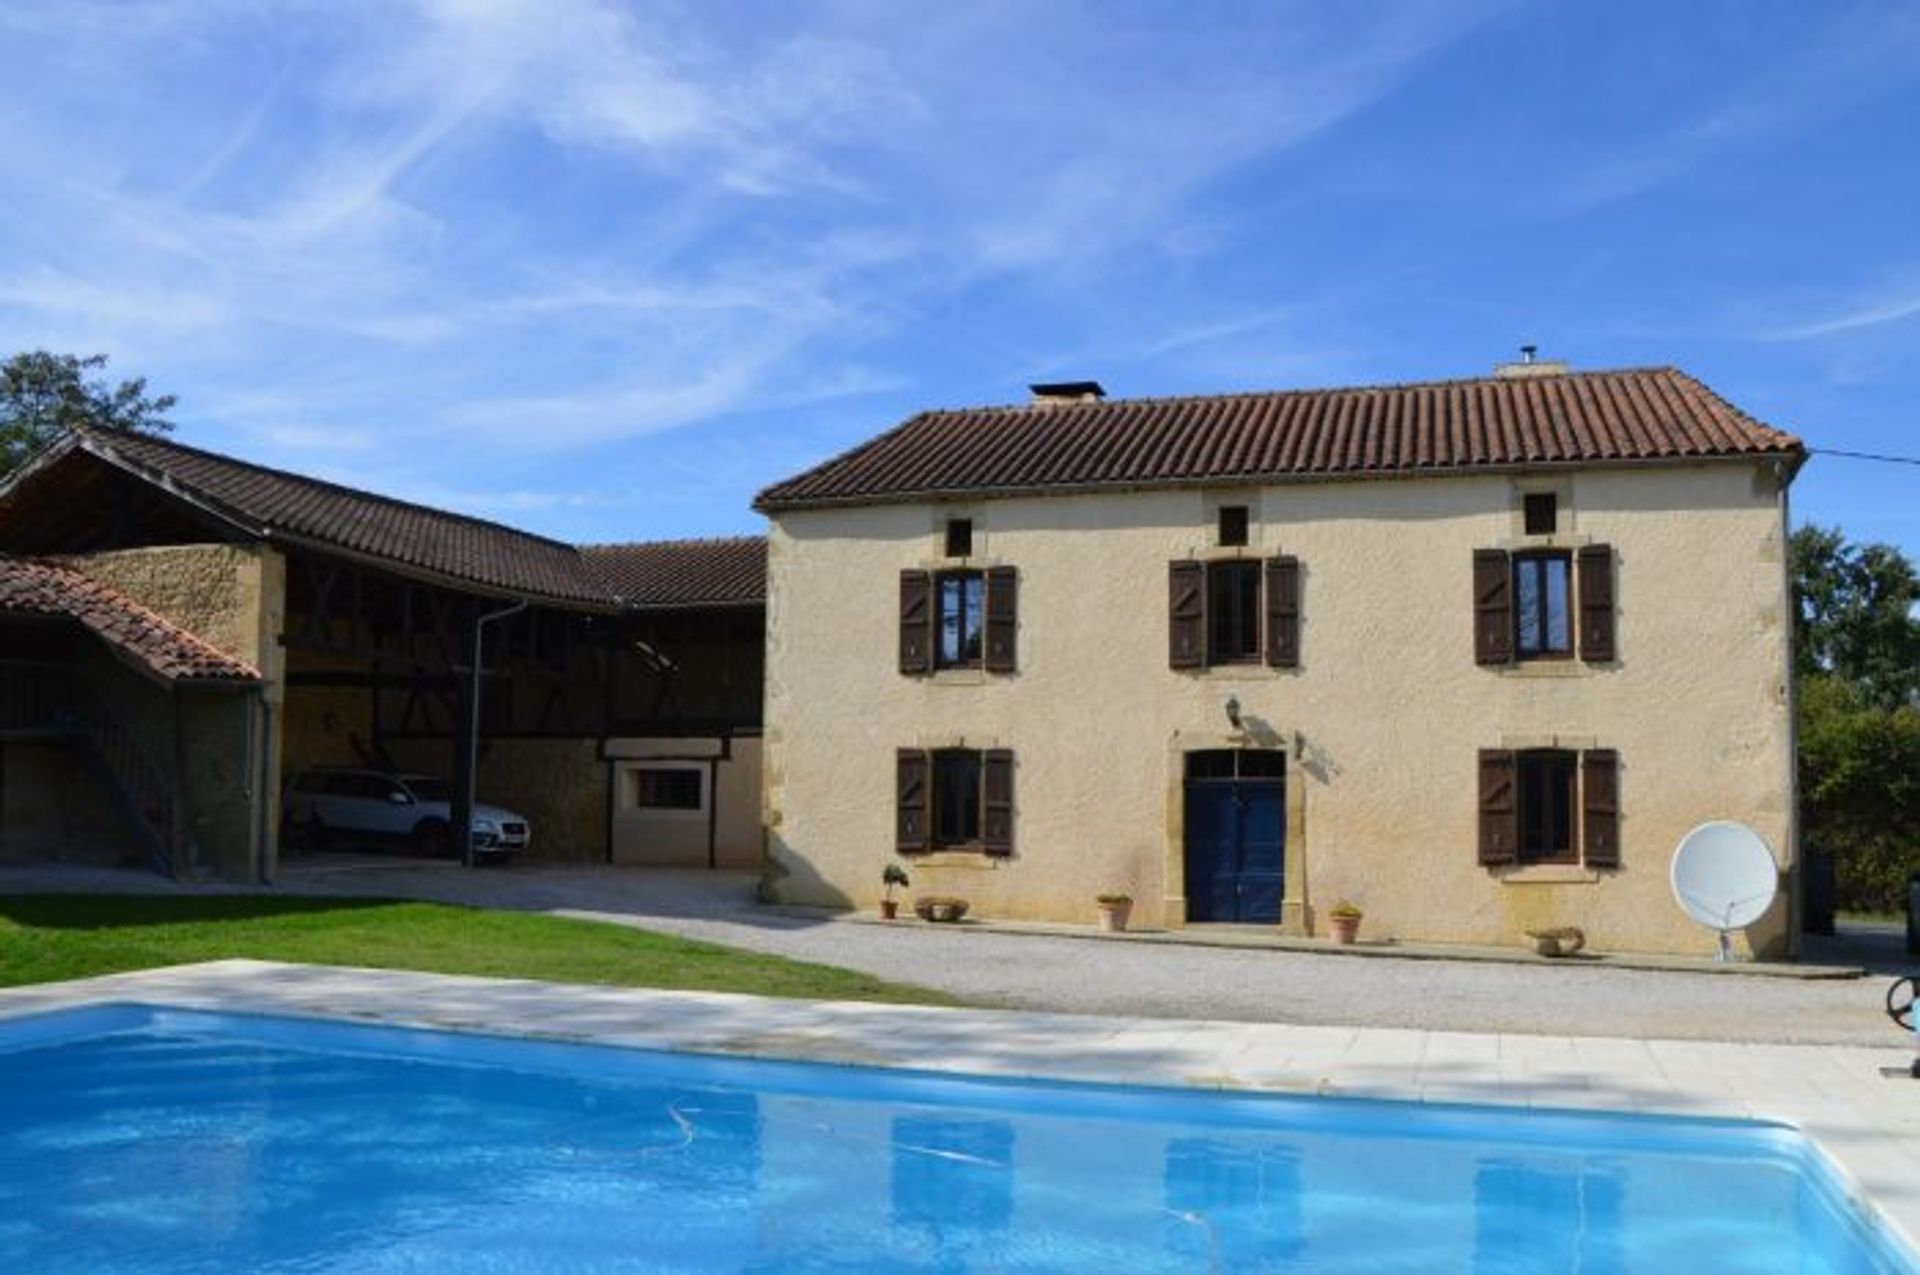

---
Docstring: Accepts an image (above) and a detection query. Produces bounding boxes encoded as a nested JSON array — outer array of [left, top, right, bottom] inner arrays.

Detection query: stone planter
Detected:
[[1096, 899, 1133, 933], [1329, 914, 1361, 945], [914, 896, 969, 923]]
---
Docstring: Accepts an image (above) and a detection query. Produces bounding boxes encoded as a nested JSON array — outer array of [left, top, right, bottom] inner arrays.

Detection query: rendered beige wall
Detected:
[[762, 462, 1796, 957], [609, 736, 763, 869]]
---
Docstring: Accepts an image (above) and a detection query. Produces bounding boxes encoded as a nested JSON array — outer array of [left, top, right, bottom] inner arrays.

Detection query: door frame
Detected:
[[1163, 730, 1309, 934]]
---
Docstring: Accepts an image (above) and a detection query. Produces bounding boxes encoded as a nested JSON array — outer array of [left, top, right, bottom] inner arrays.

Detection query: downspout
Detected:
[[457, 599, 529, 868], [1777, 460, 1801, 956], [255, 688, 276, 885]]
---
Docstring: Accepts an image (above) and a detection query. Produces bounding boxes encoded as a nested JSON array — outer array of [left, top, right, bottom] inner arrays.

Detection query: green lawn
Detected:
[[0, 894, 957, 1006]]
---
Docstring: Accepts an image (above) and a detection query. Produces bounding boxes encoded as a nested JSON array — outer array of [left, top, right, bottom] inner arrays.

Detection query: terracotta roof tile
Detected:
[[0, 556, 259, 684], [581, 537, 766, 607], [755, 367, 1802, 511], [79, 432, 614, 607]]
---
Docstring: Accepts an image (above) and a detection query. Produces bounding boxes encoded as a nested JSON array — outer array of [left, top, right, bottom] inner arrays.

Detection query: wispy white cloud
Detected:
[[0, 0, 1497, 533]]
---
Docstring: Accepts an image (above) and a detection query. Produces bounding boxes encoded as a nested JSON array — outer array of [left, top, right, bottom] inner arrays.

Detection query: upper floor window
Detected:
[[944, 517, 973, 559], [901, 566, 1018, 676], [1473, 545, 1614, 667], [1218, 505, 1250, 547], [937, 571, 985, 668], [1513, 551, 1571, 659], [1169, 556, 1301, 671], [1522, 492, 1558, 536], [1206, 561, 1261, 665]]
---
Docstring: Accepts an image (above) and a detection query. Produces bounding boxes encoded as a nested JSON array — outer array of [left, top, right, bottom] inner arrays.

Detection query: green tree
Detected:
[[0, 350, 174, 478], [1792, 525, 1920, 911], [1792, 524, 1920, 708]]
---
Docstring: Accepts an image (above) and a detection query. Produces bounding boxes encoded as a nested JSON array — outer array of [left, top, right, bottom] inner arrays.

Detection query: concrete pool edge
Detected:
[[5, 959, 1919, 1259]]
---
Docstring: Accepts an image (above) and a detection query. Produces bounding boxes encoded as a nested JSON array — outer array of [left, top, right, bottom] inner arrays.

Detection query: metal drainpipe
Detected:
[[458, 599, 529, 868], [255, 689, 276, 885]]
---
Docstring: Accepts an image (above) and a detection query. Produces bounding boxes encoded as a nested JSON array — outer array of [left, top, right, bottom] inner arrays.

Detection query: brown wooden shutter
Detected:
[[896, 749, 930, 852], [1473, 549, 1513, 666], [1169, 560, 1205, 669], [1477, 749, 1518, 866], [982, 748, 1014, 856], [1582, 748, 1620, 868], [899, 570, 933, 675], [1578, 544, 1616, 664], [1264, 555, 1301, 669], [984, 566, 1017, 673]]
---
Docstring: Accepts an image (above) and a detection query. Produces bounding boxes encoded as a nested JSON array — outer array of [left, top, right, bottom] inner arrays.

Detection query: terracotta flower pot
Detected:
[[1097, 900, 1132, 933], [880, 899, 899, 920], [1330, 914, 1361, 945]]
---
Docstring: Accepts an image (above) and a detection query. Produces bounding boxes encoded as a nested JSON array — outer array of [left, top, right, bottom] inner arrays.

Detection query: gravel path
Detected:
[[3, 861, 1907, 1047]]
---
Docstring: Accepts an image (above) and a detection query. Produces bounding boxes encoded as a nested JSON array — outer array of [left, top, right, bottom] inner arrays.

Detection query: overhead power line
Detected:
[[1808, 448, 1920, 467]]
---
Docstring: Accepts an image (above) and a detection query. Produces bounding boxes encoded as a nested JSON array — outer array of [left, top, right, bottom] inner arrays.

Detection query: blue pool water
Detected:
[[0, 1005, 1911, 1274]]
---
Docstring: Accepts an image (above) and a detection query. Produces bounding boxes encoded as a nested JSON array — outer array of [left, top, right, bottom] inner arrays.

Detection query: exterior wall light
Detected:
[[1225, 696, 1242, 729]]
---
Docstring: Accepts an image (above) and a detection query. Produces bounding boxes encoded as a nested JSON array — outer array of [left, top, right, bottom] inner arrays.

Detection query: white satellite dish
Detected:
[[1670, 821, 1779, 962]]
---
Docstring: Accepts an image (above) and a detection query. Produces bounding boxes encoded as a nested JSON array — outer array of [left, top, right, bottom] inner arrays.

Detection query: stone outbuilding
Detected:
[[0, 428, 765, 879]]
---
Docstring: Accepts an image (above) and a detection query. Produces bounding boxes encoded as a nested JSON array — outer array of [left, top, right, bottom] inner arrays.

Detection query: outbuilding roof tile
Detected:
[[0, 556, 259, 684]]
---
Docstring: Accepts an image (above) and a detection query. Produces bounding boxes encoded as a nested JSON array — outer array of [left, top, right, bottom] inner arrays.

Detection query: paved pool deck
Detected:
[[4, 959, 1919, 1257]]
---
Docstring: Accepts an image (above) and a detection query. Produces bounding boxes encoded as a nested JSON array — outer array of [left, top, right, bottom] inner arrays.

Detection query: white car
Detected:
[[284, 768, 529, 860]]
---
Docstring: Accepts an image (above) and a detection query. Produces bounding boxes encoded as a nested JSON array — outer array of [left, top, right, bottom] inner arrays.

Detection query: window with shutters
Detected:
[[1171, 556, 1301, 671], [1480, 746, 1621, 871], [1475, 545, 1614, 667], [1513, 551, 1572, 660], [936, 571, 985, 668], [1206, 561, 1261, 665], [1516, 750, 1577, 864]]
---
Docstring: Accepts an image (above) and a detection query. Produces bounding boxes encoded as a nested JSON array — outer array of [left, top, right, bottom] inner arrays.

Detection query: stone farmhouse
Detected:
[[754, 364, 1804, 957]]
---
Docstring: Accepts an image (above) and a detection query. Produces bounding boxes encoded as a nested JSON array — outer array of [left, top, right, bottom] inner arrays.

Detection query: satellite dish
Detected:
[[1670, 821, 1779, 962]]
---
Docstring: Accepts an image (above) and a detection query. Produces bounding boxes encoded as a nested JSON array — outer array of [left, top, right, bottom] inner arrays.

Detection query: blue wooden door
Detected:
[[1185, 770, 1285, 924]]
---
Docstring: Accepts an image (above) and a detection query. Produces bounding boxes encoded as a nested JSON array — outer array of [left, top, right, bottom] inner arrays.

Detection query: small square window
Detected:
[[635, 768, 702, 810], [1218, 505, 1250, 547], [1523, 493, 1557, 537], [944, 518, 973, 559]]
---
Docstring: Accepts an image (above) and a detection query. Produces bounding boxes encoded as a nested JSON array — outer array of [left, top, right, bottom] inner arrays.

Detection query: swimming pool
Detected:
[[0, 1004, 1910, 1273]]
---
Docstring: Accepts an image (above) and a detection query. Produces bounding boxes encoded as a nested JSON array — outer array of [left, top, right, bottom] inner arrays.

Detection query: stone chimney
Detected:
[[1028, 380, 1106, 406], [1494, 345, 1570, 379]]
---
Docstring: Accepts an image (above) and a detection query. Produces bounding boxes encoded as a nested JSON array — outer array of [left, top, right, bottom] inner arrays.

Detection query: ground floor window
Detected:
[[1478, 746, 1619, 870], [931, 749, 982, 847], [1516, 750, 1576, 864], [634, 766, 703, 811]]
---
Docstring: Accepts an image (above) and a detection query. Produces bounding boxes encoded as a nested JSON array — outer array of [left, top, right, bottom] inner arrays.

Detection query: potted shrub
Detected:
[[1327, 900, 1363, 945], [1095, 893, 1134, 933], [880, 863, 911, 920]]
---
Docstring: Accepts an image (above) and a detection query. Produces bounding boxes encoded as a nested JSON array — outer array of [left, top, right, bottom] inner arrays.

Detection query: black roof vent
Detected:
[[1028, 380, 1106, 405]]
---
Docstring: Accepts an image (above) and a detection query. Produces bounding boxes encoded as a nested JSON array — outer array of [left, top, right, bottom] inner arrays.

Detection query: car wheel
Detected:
[[411, 819, 452, 859]]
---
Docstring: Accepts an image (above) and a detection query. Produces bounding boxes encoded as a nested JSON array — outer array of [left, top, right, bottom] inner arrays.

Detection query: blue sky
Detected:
[[1, 0, 1915, 555]]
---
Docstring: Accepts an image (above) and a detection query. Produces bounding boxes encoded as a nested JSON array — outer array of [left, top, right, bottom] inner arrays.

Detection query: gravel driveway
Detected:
[[3, 861, 1908, 1047]]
